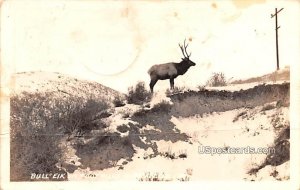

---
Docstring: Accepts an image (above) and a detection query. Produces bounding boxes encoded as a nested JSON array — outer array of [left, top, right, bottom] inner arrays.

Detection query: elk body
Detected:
[[148, 40, 196, 93]]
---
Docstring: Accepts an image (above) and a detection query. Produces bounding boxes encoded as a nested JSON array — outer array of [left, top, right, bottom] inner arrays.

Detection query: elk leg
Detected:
[[150, 79, 158, 93], [170, 78, 174, 90]]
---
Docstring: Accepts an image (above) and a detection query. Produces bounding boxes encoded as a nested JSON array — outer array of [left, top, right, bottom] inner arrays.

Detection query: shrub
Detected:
[[113, 96, 126, 107], [10, 126, 63, 181], [56, 97, 109, 135], [117, 124, 129, 133], [265, 124, 290, 166], [206, 72, 227, 87], [10, 92, 109, 181], [261, 104, 275, 112], [232, 111, 247, 122], [151, 100, 172, 113], [10, 93, 63, 181], [122, 136, 132, 146], [197, 85, 206, 91], [127, 81, 152, 105], [132, 109, 150, 117]]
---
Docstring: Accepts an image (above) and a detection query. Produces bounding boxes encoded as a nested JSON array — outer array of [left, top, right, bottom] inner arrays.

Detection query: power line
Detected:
[[271, 8, 284, 71]]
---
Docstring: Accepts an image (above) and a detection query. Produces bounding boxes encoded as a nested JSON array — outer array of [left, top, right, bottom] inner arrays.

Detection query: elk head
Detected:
[[179, 39, 196, 66]]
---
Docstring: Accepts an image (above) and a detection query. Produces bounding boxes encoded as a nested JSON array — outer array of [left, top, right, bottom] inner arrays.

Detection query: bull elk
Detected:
[[148, 39, 196, 92]]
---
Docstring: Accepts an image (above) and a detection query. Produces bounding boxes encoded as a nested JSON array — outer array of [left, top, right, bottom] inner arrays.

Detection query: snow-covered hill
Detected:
[[10, 70, 290, 182], [64, 82, 290, 181], [11, 71, 123, 102], [231, 66, 290, 85], [68, 103, 289, 181]]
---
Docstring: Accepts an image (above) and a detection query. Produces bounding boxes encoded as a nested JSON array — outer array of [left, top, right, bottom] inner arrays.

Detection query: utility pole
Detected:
[[271, 8, 284, 71]]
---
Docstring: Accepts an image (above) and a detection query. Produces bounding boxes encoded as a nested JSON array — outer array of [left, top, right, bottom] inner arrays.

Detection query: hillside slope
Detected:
[[9, 71, 290, 182], [64, 82, 290, 181], [11, 71, 123, 102], [231, 66, 289, 85]]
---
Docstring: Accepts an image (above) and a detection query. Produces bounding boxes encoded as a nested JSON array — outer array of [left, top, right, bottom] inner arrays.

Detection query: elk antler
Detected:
[[179, 39, 191, 59]]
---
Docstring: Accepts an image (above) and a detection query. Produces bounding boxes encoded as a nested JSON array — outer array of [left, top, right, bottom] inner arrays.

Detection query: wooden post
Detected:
[[271, 8, 284, 71]]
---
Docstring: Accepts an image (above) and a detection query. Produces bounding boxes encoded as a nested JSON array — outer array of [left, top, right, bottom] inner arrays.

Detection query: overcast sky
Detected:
[[2, 0, 299, 92]]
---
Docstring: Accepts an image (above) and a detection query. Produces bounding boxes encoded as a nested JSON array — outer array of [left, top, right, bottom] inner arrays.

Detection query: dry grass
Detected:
[[138, 172, 172, 181], [159, 147, 187, 160], [165, 86, 187, 96]]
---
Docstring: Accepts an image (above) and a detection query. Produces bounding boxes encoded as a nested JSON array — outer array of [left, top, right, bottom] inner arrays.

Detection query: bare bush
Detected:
[[117, 124, 129, 133], [233, 111, 247, 122], [197, 85, 206, 91], [56, 96, 109, 135], [10, 127, 63, 181], [10, 93, 63, 181], [206, 72, 227, 87], [10, 92, 109, 181], [265, 124, 290, 166], [122, 136, 132, 146], [127, 81, 152, 105], [113, 96, 126, 107], [151, 100, 172, 113]]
